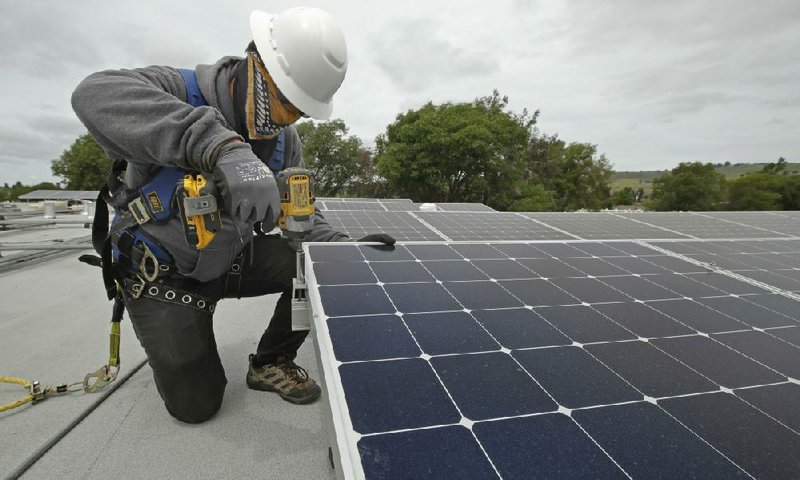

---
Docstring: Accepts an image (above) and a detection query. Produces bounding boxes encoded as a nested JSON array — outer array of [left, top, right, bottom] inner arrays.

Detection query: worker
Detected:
[[71, 8, 394, 423]]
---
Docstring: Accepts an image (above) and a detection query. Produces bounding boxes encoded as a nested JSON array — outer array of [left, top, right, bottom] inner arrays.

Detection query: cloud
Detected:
[[370, 17, 499, 92]]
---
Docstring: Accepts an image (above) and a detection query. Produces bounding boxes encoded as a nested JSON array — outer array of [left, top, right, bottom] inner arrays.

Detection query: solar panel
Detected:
[[317, 210, 445, 241], [698, 211, 800, 237], [305, 241, 800, 479], [415, 212, 575, 241], [319, 200, 386, 211], [650, 239, 800, 293], [17, 190, 98, 201], [521, 212, 692, 239], [378, 199, 417, 211], [435, 203, 496, 212], [613, 211, 791, 238]]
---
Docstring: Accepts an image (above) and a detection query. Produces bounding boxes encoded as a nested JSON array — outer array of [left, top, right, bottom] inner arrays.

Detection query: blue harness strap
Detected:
[[267, 130, 286, 172], [178, 68, 208, 108], [178, 67, 285, 170]]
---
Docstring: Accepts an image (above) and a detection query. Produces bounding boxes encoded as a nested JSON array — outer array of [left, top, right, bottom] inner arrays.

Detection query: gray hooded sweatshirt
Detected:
[[71, 57, 348, 282]]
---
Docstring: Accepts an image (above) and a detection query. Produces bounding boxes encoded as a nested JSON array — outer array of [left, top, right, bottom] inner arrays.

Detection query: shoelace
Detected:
[[277, 360, 309, 383]]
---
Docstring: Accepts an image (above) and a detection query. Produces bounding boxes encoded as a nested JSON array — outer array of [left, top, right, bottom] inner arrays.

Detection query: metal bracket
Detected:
[[291, 251, 311, 331], [182, 194, 217, 216]]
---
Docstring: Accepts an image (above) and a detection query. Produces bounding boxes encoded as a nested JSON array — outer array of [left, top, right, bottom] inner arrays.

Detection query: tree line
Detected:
[[647, 158, 800, 211], [12, 90, 793, 212]]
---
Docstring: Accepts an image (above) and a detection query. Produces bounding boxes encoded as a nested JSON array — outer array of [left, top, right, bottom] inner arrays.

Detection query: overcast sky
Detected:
[[1, 0, 798, 185]]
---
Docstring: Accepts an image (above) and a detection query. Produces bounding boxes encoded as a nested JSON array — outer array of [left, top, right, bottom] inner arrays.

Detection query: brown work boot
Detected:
[[246, 354, 321, 404]]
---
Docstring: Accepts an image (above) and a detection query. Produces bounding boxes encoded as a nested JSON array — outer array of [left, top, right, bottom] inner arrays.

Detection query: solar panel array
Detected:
[[303, 206, 800, 479], [17, 190, 98, 201]]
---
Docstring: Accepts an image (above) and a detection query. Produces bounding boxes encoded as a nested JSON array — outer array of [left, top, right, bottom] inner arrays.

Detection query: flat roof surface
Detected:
[[1, 229, 335, 480]]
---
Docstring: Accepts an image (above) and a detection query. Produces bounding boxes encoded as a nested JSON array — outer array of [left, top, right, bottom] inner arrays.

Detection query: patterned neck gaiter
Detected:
[[234, 51, 302, 140]]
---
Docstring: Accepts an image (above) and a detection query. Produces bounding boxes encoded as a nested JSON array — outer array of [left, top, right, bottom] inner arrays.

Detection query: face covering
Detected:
[[233, 50, 302, 140]]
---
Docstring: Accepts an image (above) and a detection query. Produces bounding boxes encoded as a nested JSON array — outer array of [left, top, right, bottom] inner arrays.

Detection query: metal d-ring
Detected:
[[139, 245, 160, 282]]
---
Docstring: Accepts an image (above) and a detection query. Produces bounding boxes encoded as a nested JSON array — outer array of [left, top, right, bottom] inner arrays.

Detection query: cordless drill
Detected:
[[275, 167, 316, 241]]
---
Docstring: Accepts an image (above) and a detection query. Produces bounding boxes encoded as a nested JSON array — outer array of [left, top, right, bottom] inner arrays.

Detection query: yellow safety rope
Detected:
[[0, 376, 34, 412]]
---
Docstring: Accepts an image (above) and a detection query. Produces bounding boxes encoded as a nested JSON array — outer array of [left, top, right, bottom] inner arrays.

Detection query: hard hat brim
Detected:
[[250, 10, 333, 120]]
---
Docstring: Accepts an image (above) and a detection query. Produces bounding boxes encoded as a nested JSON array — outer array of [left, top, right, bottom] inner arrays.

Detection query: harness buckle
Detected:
[[128, 198, 151, 225], [139, 244, 160, 282]]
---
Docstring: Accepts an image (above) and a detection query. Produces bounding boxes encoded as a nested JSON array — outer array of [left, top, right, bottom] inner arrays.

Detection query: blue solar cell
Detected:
[[534, 305, 637, 344], [713, 330, 800, 378], [450, 244, 506, 259], [514, 346, 642, 408], [421, 260, 489, 281], [471, 308, 571, 349], [650, 335, 786, 388], [592, 302, 695, 338], [470, 259, 537, 279], [604, 256, 671, 274], [697, 296, 797, 329], [384, 283, 461, 313], [339, 358, 460, 434], [646, 273, 727, 297], [313, 262, 376, 285], [516, 257, 581, 278], [492, 243, 546, 259], [404, 311, 499, 355], [549, 277, 632, 303], [328, 315, 420, 362], [307, 244, 364, 263], [499, 279, 578, 306], [561, 257, 630, 276], [769, 326, 800, 348], [648, 299, 746, 333], [443, 281, 523, 309], [404, 244, 462, 260], [735, 383, 800, 433], [586, 341, 718, 397], [573, 402, 748, 479], [368, 261, 435, 283], [660, 392, 800, 479], [318, 285, 393, 317], [359, 245, 414, 261], [533, 243, 592, 258], [473, 414, 627, 479], [431, 352, 556, 420], [683, 272, 765, 295], [599, 276, 681, 301], [358, 426, 497, 479]]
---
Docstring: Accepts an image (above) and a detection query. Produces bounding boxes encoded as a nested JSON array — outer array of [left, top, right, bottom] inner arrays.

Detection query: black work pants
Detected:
[[123, 235, 308, 424]]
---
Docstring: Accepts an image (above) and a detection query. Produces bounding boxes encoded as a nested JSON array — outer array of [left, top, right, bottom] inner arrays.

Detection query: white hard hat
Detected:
[[250, 8, 348, 120]]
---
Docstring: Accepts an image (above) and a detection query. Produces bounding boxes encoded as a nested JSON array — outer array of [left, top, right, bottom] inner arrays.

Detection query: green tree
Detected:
[[375, 91, 536, 209], [727, 158, 800, 210], [727, 174, 783, 210], [508, 183, 554, 211], [349, 148, 388, 198], [296, 119, 362, 197], [522, 135, 612, 211], [648, 162, 727, 211], [610, 186, 636, 206], [51, 133, 112, 190]]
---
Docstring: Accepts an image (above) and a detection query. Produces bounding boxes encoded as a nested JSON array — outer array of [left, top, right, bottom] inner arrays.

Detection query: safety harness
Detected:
[[75, 68, 286, 395]]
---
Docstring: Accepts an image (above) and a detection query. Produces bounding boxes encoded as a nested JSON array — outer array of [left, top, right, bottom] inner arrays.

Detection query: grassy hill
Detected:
[[611, 163, 800, 195]]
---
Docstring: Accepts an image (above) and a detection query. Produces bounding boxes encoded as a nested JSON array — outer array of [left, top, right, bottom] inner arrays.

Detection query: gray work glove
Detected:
[[213, 142, 281, 229], [353, 233, 396, 245]]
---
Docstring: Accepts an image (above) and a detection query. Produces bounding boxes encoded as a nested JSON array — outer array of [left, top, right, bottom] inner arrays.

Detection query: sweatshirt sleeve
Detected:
[[71, 66, 241, 172]]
